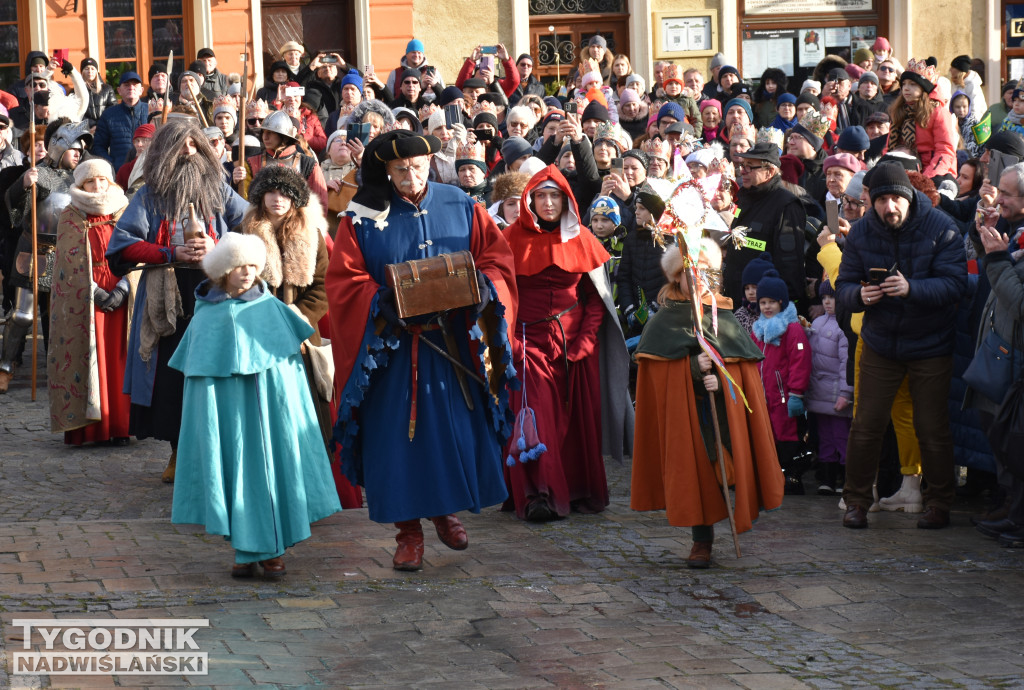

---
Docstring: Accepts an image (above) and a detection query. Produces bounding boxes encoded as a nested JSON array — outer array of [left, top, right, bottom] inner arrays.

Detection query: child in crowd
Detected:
[[805, 279, 852, 495], [734, 253, 775, 335], [169, 233, 342, 579], [998, 86, 1024, 137], [950, 91, 982, 158], [615, 184, 670, 337], [751, 269, 812, 494], [588, 195, 627, 280]]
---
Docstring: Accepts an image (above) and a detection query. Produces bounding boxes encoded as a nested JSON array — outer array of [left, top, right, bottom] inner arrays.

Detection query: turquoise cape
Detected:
[[169, 282, 342, 563]]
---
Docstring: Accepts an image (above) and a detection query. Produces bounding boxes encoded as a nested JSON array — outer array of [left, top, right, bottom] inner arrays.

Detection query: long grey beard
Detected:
[[148, 153, 224, 222]]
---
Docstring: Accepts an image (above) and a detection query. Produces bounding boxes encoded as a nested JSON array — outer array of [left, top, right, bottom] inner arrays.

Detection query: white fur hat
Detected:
[[202, 232, 267, 280], [73, 157, 115, 188]]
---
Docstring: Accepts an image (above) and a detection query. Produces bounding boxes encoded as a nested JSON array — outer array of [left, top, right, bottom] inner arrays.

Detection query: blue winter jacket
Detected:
[[836, 190, 968, 360], [92, 100, 149, 169]]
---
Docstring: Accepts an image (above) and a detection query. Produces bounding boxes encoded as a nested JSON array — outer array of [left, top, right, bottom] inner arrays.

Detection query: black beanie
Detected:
[[951, 55, 972, 73], [581, 100, 610, 124], [985, 130, 1024, 158], [473, 112, 499, 130], [867, 163, 915, 204], [790, 123, 823, 153], [796, 92, 820, 110], [81, 57, 98, 72], [742, 252, 775, 288], [756, 269, 789, 310]]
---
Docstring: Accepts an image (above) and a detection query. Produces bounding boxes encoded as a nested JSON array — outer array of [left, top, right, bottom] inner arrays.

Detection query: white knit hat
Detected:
[[202, 233, 267, 280], [427, 108, 446, 134], [73, 157, 115, 188], [800, 79, 821, 94]]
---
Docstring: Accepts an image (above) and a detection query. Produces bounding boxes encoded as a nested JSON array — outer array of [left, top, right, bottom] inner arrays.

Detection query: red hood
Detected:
[[503, 165, 610, 277]]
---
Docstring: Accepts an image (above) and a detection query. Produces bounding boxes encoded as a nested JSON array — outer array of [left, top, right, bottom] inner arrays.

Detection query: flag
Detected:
[[973, 111, 991, 146]]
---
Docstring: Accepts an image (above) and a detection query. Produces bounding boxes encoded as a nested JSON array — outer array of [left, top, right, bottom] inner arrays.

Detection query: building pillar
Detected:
[[890, 0, 911, 64], [355, 0, 372, 68], [29, 0, 47, 53], [511, 0, 529, 63], [721, 0, 737, 64], [250, 0, 265, 90], [193, 0, 214, 53], [987, 0, 1001, 105], [630, 0, 652, 86], [84, 0, 99, 61]]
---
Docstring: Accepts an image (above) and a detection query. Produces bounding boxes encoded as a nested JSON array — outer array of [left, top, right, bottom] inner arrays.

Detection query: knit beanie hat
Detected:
[[203, 232, 267, 280], [800, 79, 821, 94], [437, 85, 463, 106], [867, 163, 915, 204], [837, 125, 870, 152], [618, 88, 640, 106], [718, 66, 739, 82], [709, 53, 727, 70], [872, 37, 891, 52], [796, 92, 821, 110], [622, 148, 649, 170], [341, 69, 363, 92], [406, 39, 424, 54], [756, 269, 789, 309], [986, 130, 1024, 157], [823, 152, 863, 174], [501, 137, 533, 164], [777, 92, 797, 107], [818, 278, 835, 297], [951, 55, 972, 73], [657, 101, 686, 124], [473, 112, 499, 130], [581, 100, 610, 123], [133, 123, 156, 140], [81, 57, 98, 72], [73, 158, 115, 188], [741, 252, 775, 288], [853, 48, 874, 65], [589, 195, 622, 227], [844, 170, 867, 201], [700, 98, 722, 114], [724, 97, 753, 123], [859, 70, 879, 87]]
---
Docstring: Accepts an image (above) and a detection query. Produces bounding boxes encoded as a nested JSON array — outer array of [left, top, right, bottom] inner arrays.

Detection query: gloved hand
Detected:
[[475, 270, 491, 314], [787, 394, 805, 418], [376, 286, 406, 329], [92, 284, 110, 305], [451, 122, 468, 145], [61, 60, 73, 77], [99, 280, 129, 312]]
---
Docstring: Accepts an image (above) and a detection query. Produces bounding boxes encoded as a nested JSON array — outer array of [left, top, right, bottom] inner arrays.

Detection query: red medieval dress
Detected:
[[501, 165, 612, 519], [48, 188, 132, 444]]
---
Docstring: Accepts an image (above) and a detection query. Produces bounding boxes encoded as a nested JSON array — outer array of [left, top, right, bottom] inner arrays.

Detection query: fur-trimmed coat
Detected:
[[238, 196, 330, 346]]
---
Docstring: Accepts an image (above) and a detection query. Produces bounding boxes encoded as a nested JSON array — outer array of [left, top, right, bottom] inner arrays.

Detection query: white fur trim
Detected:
[[203, 233, 267, 279]]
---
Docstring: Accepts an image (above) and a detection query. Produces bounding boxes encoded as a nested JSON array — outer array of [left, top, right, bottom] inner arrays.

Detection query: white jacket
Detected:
[[962, 71, 988, 116]]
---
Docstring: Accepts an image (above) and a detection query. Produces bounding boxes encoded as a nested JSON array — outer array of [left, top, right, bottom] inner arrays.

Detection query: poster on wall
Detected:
[[850, 25, 878, 54], [824, 27, 851, 47], [798, 28, 825, 67], [741, 29, 796, 78], [746, 0, 872, 13]]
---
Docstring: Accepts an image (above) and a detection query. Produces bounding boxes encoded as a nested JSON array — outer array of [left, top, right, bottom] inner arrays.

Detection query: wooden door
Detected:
[[261, 0, 356, 74], [529, 16, 629, 82]]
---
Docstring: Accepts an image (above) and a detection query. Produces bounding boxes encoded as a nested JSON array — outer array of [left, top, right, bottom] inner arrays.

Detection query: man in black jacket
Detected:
[[723, 142, 807, 308], [836, 164, 967, 530], [508, 54, 545, 107]]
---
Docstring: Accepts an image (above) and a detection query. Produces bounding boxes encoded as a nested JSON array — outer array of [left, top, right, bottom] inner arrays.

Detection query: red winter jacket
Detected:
[[751, 310, 812, 442], [456, 56, 521, 98]]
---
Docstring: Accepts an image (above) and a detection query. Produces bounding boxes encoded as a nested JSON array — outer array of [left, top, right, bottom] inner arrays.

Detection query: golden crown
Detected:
[[456, 140, 485, 161], [641, 137, 670, 160], [756, 126, 785, 152], [797, 108, 831, 140], [904, 58, 938, 86], [246, 98, 270, 118]]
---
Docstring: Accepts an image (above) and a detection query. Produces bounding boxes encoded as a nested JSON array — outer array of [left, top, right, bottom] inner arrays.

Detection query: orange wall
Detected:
[[210, 3, 255, 91], [370, 0, 413, 70], [46, 2, 90, 92]]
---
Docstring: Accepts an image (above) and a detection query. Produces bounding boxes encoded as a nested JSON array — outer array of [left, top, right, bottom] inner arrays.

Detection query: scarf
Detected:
[[890, 104, 918, 153], [69, 185, 128, 217], [752, 302, 798, 347], [770, 114, 797, 131]]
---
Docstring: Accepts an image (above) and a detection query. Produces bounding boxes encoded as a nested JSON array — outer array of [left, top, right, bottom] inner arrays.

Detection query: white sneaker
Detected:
[[840, 485, 880, 512], [879, 475, 923, 513]]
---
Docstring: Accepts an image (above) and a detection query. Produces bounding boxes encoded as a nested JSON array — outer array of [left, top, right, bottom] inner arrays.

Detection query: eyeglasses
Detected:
[[736, 162, 767, 171], [878, 66, 896, 73], [842, 195, 865, 208]]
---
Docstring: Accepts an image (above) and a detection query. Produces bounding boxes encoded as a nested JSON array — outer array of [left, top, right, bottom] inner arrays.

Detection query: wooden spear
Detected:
[[237, 29, 250, 198], [675, 231, 741, 558], [28, 102, 38, 401]]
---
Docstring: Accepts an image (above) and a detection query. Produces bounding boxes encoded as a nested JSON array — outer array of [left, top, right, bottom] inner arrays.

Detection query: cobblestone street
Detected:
[[2, 354, 1024, 689]]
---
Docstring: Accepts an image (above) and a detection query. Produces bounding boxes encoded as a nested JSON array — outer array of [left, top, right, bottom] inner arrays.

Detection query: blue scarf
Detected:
[[752, 302, 798, 346], [771, 114, 797, 131]]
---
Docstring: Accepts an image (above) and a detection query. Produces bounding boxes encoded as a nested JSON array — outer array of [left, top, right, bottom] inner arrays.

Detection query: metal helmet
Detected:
[[259, 110, 298, 141], [47, 121, 93, 166]]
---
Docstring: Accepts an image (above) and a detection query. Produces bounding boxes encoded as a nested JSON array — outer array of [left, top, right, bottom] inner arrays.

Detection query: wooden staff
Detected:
[[187, 79, 209, 127], [237, 29, 250, 198], [28, 105, 38, 401], [160, 50, 174, 125], [675, 232, 740, 558]]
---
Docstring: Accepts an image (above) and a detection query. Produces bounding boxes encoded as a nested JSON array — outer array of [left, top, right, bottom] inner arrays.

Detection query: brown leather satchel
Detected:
[[385, 250, 481, 319]]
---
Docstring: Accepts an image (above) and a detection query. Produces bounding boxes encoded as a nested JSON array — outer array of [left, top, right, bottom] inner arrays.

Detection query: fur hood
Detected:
[[240, 194, 327, 289], [347, 99, 396, 129]]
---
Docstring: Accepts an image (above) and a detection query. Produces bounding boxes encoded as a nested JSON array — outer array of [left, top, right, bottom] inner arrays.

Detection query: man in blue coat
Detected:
[[836, 163, 968, 530], [91, 71, 148, 169]]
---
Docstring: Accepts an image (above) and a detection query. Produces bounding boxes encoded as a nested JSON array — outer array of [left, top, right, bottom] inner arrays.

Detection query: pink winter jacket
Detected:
[[914, 97, 957, 179], [752, 316, 812, 442]]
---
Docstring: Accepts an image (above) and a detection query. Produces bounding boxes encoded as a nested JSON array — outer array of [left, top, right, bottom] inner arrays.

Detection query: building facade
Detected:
[[0, 0, 1009, 106]]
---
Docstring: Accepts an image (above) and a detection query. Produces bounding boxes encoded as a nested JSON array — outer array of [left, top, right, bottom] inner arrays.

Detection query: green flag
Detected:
[[973, 111, 992, 146]]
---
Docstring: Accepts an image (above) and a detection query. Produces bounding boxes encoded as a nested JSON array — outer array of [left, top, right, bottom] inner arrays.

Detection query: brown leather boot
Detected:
[[258, 557, 287, 579], [161, 450, 176, 483], [0, 369, 12, 394], [430, 514, 468, 550], [687, 541, 713, 569], [393, 520, 424, 571]]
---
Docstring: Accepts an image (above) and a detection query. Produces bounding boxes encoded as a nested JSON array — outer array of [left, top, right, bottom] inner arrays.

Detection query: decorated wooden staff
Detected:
[[28, 100, 38, 401], [237, 31, 250, 199]]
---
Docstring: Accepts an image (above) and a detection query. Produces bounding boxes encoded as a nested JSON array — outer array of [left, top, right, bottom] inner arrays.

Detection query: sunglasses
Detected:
[[402, 79, 420, 85], [246, 117, 263, 126], [878, 66, 896, 73]]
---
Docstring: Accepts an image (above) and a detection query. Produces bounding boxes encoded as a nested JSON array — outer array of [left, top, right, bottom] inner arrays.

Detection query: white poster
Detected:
[[660, 16, 712, 54], [850, 25, 877, 54], [742, 40, 768, 80], [798, 28, 825, 67], [824, 27, 851, 47]]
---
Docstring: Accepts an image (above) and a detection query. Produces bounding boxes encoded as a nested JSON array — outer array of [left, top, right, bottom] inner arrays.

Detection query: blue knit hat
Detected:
[[657, 101, 686, 124], [741, 252, 775, 288], [406, 39, 424, 54], [437, 85, 464, 107], [837, 125, 870, 152], [819, 278, 835, 297], [340, 69, 363, 92], [724, 97, 754, 123], [589, 195, 622, 227], [777, 92, 797, 106], [757, 269, 789, 309]]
